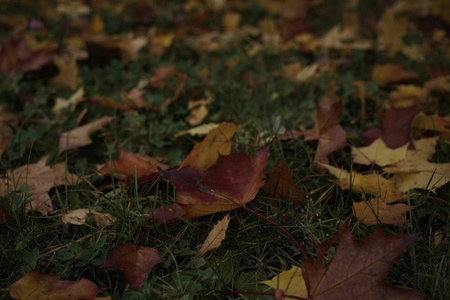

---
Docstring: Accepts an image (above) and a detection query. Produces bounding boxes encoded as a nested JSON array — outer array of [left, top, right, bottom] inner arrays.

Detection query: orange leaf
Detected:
[[100, 243, 164, 291], [154, 148, 269, 224], [353, 198, 415, 225], [196, 214, 231, 257], [263, 162, 306, 203], [180, 122, 238, 171], [372, 64, 419, 86], [58, 116, 114, 153], [97, 149, 169, 180], [302, 223, 424, 299], [9, 271, 103, 300]]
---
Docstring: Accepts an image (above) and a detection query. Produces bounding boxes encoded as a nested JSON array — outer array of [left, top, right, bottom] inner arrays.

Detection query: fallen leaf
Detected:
[[9, 271, 103, 300], [196, 214, 230, 257], [376, 6, 408, 57], [352, 138, 408, 167], [49, 54, 81, 90], [261, 266, 307, 298], [388, 85, 428, 107], [154, 148, 269, 224], [353, 197, 414, 225], [263, 162, 306, 203], [302, 223, 424, 299], [52, 87, 85, 119], [174, 123, 220, 137], [0, 206, 9, 224], [372, 64, 419, 86], [424, 75, 450, 93], [97, 149, 169, 180], [100, 243, 165, 290], [62, 209, 116, 227], [0, 157, 79, 215], [320, 164, 404, 203], [0, 106, 17, 156], [361, 105, 423, 148], [411, 112, 450, 140], [58, 116, 114, 153], [186, 97, 213, 126], [383, 137, 450, 192], [180, 122, 238, 171]]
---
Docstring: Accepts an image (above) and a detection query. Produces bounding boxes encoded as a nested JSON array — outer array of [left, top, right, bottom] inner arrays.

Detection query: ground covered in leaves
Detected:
[[0, 0, 449, 299]]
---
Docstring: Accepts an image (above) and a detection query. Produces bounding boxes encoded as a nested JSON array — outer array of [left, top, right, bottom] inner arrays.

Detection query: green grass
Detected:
[[1, 0, 449, 299]]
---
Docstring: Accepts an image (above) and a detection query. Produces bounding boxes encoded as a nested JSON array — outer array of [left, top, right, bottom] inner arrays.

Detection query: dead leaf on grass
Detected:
[[261, 265, 307, 298], [196, 214, 230, 257], [353, 197, 415, 225]]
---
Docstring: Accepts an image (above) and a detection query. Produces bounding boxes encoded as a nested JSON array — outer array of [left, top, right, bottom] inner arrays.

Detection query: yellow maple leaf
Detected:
[[261, 266, 307, 298], [351, 138, 408, 167], [180, 122, 238, 170]]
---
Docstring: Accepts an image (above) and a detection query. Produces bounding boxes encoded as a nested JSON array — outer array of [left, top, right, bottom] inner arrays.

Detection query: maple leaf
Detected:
[[353, 197, 415, 225], [9, 271, 103, 300], [58, 116, 114, 153], [302, 223, 424, 300], [361, 105, 423, 148], [97, 149, 169, 181], [100, 243, 165, 290], [263, 162, 306, 203], [153, 148, 269, 224], [49, 54, 81, 90], [372, 64, 419, 86], [0, 37, 54, 76], [320, 164, 404, 203], [180, 122, 238, 171], [383, 137, 450, 192], [0, 157, 78, 215], [411, 112, 450, 141], [351, 138, 408, 167], [261, 266, 307, 298], [196, 214, 230, 257]]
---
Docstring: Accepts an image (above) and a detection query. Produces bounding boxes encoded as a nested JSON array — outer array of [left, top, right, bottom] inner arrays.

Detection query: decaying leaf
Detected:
[[62, 208, 115, 227], [353, 197, 414, 225], [302, 223, 424, 300], [261, 265, 307, 298], [320, 164, 404, 203], [97, 149, 169, 180], [52, 87, 85, 118], [154, 148, 269, 224], [372, 64, 419, 86], [58, 116, 114, 153], [100, 243, 165, 290], [384, 137, 450, 192], [352, 138, 408, 167], [263, 162, 306, 203], [196, 214, 230, 257], [49, 54, 81, 90], [9, 271, 103, 300], [0, 157, 78, 215], [180, 122, 238, 171]]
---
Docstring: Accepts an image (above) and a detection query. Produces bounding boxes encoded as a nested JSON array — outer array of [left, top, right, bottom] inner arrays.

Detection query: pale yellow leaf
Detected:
[[52, 87, 85, 118], [62, 208, 89, 225], [351, 138, 408, 167], [196, 214, 230, 257], [175, 123, 220, 137], [261, 266, 307, 298]]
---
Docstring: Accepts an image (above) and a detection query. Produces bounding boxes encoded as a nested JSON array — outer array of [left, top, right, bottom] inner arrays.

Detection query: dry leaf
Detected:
[[0, 106, 17, 157], [100, 243, 165, 290], [263, 162, 306, 203], [352, 138, 408, 167], [372, 64, 419, 86], [0, 157, 78, 215], [411, 112, 450, 140], [52, 87, 85, 118], [261, 266, 307, 298], [196, 214, 230, 257], [175, 123, 220, 137], [62, 208, 115, 227], [58, 116, 114, 153], [9, 271, 102, 300], [353, 198, 414, 225], [49, 54, 81, 90], [180, 122, 238, 171]]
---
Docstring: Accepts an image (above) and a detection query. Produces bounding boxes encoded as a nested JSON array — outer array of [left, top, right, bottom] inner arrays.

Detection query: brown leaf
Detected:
[[196, 214, 231, 257], [180, 122, 238, 171], [62, 208, 116, 227], [0, 106, 17, 157], [97, 149, 169, 180], [372, 64, 419, 86], [0, 37, 54, 77], [52, 87, 85, 119], [49, 54, 81, 90], [302, 224, 424, 300], [9, 271, 103, 300], [154, 148, 269, 224], [0, 157, 79, 215], [353, 198, 415, 225], [263, 162, 306, 203], [58, 116, 114, 153], [411, 112, 450, 141], [100, 243, 165, 290], [362, 105, 423, 148]]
